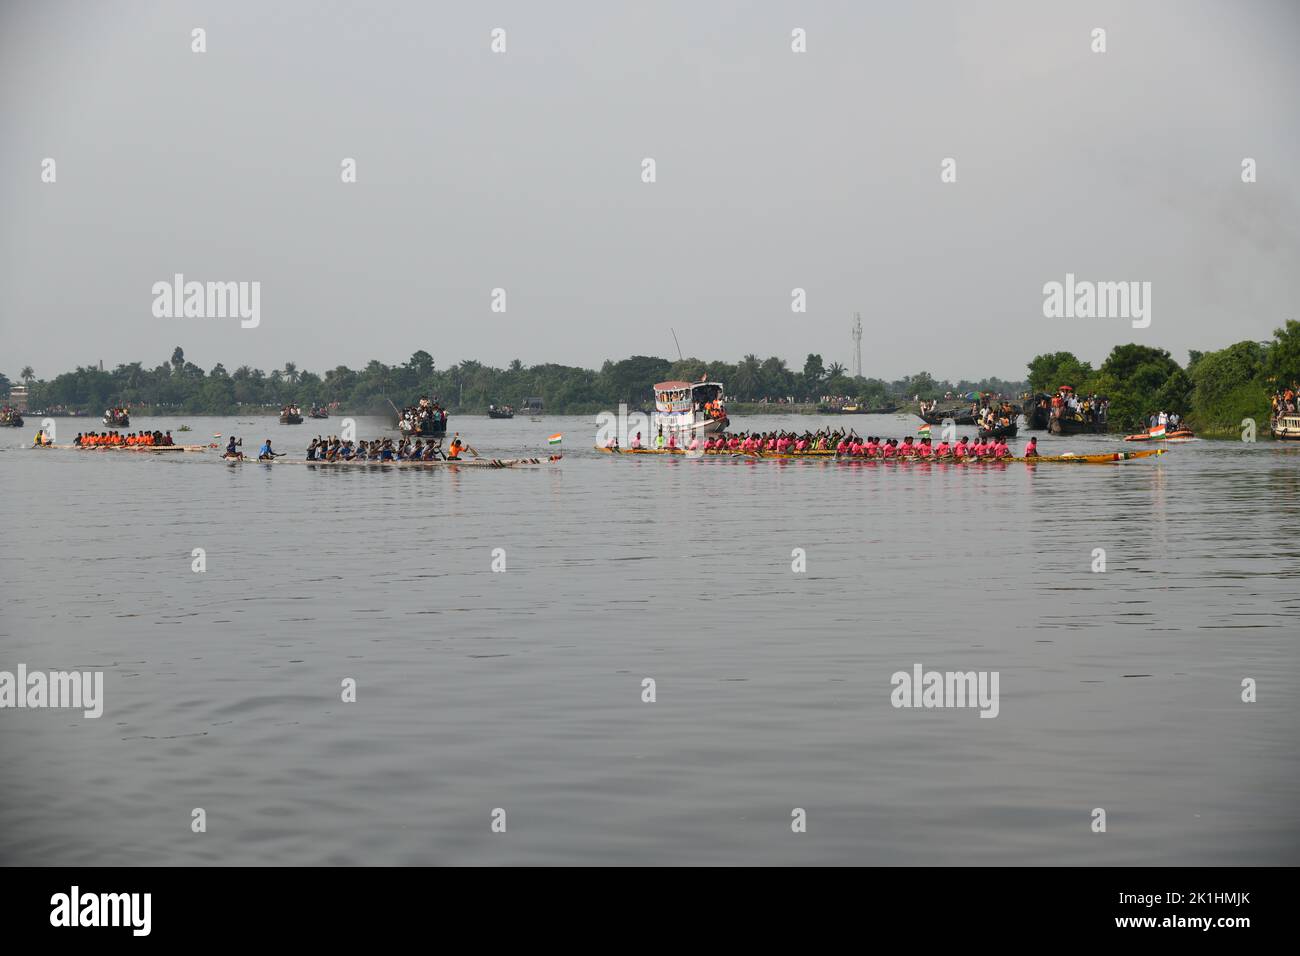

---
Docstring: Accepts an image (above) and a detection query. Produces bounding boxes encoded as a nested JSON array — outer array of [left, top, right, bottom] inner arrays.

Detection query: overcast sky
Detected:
[[2, 0, 1298, 383]]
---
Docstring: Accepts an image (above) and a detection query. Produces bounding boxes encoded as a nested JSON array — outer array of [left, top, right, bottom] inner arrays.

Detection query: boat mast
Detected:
[[852, 313, 862, 378]]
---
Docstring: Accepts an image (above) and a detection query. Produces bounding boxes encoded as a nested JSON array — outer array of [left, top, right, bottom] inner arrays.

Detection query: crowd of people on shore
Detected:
[[398, 397, 448, 433], [605, 427, 1036, 459], [74, 430, 175, 446]]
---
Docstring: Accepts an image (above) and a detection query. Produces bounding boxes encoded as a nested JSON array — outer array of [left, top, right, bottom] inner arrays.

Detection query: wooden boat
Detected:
[[487, 405, 514, 419], [42, 443, 210, 452], [1021, 394, 1051, 430], [820, 403, 901, 415], [918, 407, 977, 426], [309, 409, 330, 419], [978, 421, 1019, 439], [103, 414, 130, 427], [279, 413, 304, 424], [1, 414, 24, 428], [1272, 414, 1300, 441], [1124, 428, 1194, 442], [231, 455, 557, 469], [594, 446, 1165, 464], [398, 417, 446, 436], [1047, 414, 1106, 435]]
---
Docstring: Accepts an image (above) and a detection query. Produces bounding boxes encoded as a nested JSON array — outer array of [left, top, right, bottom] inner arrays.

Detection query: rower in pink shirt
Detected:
[[687, 436, 700, 452], [666, 433, 678, 449], [935, 440, 951, 458], [917, 438, 932, 458], [953, 438, 968, 458], [995, 439, 1009, 458], [882, 440, 897, 458], [630, 431, 643, 449]]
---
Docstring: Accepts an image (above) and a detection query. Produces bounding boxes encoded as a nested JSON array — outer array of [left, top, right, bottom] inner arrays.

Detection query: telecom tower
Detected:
[[852, 312, 862, 378]]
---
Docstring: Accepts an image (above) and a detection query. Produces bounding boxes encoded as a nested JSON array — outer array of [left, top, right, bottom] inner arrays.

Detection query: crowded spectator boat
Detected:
[[1045, 386, 1108, 435], [396, 396, 448, 436], [279, 405, 304, 424], [0, 406, 24, 427], [653, 378, 729, 440], [103, 407, 130, 427], [487, 404, 514, 419]]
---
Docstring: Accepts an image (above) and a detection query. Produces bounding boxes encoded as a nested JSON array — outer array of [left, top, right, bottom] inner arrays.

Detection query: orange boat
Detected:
[[1124, 428, 1195, 442]]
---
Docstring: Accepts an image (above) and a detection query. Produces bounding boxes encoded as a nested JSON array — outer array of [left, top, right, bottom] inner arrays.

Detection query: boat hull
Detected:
[[919, 409, 977, 426], [237, 455, 556, 468], [978, 422, 1019, 439], [279, 415, 304, 424], [1124, 429, 1194, 442], [1047, 416, 1107, 435], [398, 419, 447, 436], [103, 416, 130, 427]]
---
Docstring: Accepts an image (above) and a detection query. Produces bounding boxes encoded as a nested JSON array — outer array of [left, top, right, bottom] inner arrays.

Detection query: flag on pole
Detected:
[[918, 423, 932, 436], [548, 433, 563, 445], [1149, 425, 1166, 439]]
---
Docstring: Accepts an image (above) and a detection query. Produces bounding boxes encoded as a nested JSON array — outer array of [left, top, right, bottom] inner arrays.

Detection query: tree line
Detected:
[[1025, 320, 1300, 434], [7, 321, 1297, 433], [5, 347, 1021, 417]]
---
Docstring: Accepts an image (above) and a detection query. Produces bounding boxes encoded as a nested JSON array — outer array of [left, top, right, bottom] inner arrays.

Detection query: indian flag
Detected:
[[918, 423, 931, 436], [548, 433, 563, 445], [1149, 424, 1166, 438]]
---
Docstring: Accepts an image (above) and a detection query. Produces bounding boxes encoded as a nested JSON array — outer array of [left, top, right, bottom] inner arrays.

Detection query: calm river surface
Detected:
[[1, 414, 1297, 865]]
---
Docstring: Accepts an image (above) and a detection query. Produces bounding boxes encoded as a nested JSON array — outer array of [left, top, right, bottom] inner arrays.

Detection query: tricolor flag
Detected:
[[1149, 425, 1166, 438], [918, 423, 931, 436], [548, 433, 563, 445]]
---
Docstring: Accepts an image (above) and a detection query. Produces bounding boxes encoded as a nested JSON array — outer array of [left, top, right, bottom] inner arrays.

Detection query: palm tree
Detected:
[[827, 362, 845, 378], [21, 366, 35, 385], [283, 362, 298, 385]]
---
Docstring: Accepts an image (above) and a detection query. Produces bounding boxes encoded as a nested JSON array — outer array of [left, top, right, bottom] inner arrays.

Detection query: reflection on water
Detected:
[[0, 415, 1297, 864]]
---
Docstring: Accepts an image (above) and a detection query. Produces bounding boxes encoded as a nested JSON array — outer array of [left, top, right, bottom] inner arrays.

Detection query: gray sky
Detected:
[[3, 0, 1298, 383]]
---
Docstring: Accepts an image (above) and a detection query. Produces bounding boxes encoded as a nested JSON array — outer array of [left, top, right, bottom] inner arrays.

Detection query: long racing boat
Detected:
[[229, 454, 558, 469], [594, 446, 1166, 464]]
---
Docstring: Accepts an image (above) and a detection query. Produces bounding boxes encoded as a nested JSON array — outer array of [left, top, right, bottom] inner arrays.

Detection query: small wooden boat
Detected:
[[978, 421, 1019, 439], [918, 408, 977, 426], [279, 414, 304, 424], [820, 403, 902, 415], [594, 446, 1165, 464], [1124, 428, 1195, 442], [1020, 394, 1051, 430], [103, 414, 130, 427], [309, 409, 330, 420], [1, 414, 24, 428], [487, 405, 514, 419], [1047, 415, 1106, 435]]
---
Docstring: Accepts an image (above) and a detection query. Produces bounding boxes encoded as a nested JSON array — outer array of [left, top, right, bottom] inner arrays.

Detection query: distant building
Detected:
[[7, 384, 28, 411]]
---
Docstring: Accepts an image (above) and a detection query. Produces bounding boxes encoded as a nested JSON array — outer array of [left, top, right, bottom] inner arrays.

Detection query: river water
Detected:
[[1, 413, 1297, 865]]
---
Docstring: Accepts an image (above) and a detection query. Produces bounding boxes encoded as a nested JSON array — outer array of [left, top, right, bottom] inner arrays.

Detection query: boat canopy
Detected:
[[654, 380, 724, 413]]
